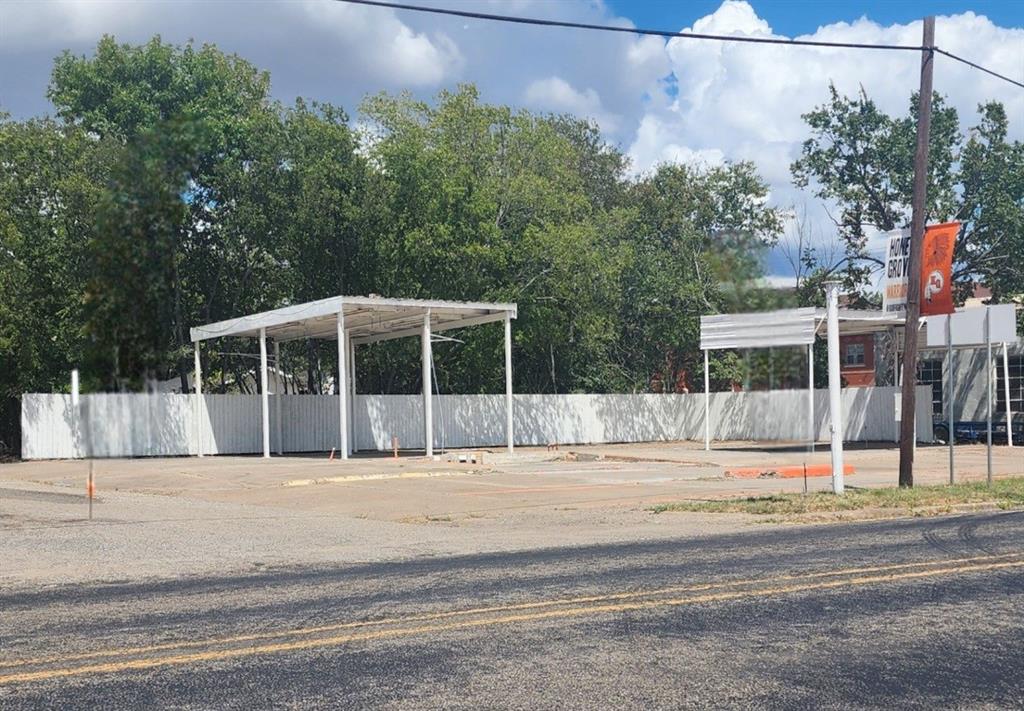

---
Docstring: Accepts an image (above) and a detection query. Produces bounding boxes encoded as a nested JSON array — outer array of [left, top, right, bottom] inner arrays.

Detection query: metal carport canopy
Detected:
[[188, 295, 518, 462], [699, 307, 904, 351], [698, 302, 907, 495], [189, 295, 517, 345]]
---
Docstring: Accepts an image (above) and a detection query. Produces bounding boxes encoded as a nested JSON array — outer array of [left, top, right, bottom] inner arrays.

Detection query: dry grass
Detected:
[[651, 477, 1024, 517]]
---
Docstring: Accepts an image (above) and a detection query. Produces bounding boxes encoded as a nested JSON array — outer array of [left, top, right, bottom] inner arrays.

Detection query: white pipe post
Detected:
[[703, 349, 711, 451], [891, 328, 900, 444], [504, 312, 514, 455], [349, 339, 357, 455], [946, 314, 954, 484], [336, 311, 348, 460], [194, 345, 203, 457], [71, 369, 80, 459], [274, 340, 283, 455], [1004, 343, 1014, 448], [422, 311, 433, 458], [259, 328, 270, 458], [807, 342, 815, 453], [824, 281, 845, 494], [985, 307, 992, 484]]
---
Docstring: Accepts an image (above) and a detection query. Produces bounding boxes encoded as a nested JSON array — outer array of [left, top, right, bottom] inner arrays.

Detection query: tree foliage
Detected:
[[792, 85, 1024, 304], [0, 34, 784, 428]]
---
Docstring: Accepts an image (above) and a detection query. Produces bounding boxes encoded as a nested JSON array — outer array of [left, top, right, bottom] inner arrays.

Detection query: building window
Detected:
[[996, 355, 1024, 415], [844, 342, 865, 367], [917, 359, 943, 416]]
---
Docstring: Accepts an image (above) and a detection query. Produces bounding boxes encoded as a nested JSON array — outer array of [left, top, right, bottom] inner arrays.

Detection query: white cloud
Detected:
[[623, 2, 1023, 283], [301, 0, 462, 86], [629, 114, 726, 171], [524, 76, 619, 132], [0, 0, 464, 116], [630, 3, 1023, 173]]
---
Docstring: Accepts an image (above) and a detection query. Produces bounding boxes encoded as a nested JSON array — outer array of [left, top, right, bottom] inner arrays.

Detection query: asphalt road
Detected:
[[3, 511, 1024, 709]]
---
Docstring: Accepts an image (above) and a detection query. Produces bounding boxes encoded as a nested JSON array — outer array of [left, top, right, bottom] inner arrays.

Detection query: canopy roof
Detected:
[[700, 307, 904, 351], [190, 295, 517, 346]]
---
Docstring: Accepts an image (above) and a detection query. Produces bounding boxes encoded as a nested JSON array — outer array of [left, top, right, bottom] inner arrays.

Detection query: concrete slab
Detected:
[[1, 440, 1021, 589]]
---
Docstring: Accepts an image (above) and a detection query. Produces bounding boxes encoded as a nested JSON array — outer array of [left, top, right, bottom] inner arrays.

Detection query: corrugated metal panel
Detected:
[[20, 387, 934, 459], [280, 395, 338, 453], [700, 307, 817, 350]]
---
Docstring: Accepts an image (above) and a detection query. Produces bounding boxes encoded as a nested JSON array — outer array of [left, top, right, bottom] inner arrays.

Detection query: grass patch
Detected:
[[651, 477, 1024, 517]]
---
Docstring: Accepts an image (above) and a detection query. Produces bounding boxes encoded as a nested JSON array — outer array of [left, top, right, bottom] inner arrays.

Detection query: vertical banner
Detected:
[[882, 229, 911, 314], [919, 221, 958, 316], [882, 222, 959, 317]]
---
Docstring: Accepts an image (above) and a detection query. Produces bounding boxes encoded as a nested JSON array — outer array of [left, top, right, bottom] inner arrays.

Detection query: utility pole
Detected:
[[898, 15, 935, 488]]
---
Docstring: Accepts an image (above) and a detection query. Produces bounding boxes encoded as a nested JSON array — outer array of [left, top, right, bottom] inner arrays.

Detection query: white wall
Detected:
[[21, 386, 934, 460]]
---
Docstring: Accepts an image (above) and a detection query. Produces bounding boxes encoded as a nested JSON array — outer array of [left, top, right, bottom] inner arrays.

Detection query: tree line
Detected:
[[1, 36, 1020, 451]]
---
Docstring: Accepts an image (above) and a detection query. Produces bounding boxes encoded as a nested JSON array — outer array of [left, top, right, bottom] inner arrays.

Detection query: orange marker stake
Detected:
[[87, 462, 95, 520]]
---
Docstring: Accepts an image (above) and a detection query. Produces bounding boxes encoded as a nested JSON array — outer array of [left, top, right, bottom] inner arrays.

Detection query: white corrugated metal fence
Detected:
[[21, 387, 933, 459]]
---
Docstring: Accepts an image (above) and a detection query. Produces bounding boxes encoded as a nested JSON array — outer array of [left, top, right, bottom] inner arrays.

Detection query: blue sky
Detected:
[[607, 0, 1024, 36]]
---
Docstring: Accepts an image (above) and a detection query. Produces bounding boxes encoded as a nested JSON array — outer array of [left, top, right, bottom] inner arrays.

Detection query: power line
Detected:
[[339, 0, 1019, 90], [337, 0, 1024, 90], [336, 0, 923, 52], [935, 48, 1024, 90]]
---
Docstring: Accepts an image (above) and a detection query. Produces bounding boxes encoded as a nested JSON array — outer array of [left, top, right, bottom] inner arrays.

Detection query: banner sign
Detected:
[[883, 229, 911, 314], [919, 221, 958, 317], [882, 222, 959, 316]]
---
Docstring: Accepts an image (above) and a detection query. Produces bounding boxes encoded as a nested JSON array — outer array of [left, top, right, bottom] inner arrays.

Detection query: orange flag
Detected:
[[920, 221, 959, 316]]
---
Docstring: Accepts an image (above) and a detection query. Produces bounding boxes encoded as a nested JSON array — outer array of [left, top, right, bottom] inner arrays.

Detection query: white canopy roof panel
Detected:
[[701, 307, 817, 350], [190, 295, 517, 345], [701, 307, 905, 351]]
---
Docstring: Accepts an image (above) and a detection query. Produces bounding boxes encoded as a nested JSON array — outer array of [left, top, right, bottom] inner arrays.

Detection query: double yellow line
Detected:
[[3, 552, 1022, 685]]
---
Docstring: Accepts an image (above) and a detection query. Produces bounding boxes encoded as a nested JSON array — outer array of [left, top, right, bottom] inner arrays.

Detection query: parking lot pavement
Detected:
[[3, 511, 1023, 709], [3, 440, 1020, 517], [1, 441, 1021, 589]]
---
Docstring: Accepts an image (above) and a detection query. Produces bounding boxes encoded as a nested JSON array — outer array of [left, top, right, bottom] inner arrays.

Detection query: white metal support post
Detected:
[[703, 349, 711, 451], [504, 312, 514, 455], [422, 311, 433, 457], [807, 342, 815, 453], [259, 328, 270, 458], [1004, 343, 1014, 448], [946, 314, 954, 484], [349, 339, 357, 455], [336, 311, 348, 460], [891, 328, 900, 444], [824, 281, 845, 494], [274, 340, 283, 456], [71, 369, 80, 459], [985, 307, 993, 484], [194, 345, 203, 457]]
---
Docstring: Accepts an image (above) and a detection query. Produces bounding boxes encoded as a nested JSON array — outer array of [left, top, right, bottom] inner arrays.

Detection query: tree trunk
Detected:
[[549, 344, 557, 394], [306, 339, 317, 395]]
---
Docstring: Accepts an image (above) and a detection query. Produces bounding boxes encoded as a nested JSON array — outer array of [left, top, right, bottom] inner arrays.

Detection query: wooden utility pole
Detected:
[[898, 16, 935, 488]]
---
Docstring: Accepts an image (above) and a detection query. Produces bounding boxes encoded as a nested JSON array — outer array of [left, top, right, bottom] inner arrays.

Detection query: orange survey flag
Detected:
[[920, 221, 959, 316]]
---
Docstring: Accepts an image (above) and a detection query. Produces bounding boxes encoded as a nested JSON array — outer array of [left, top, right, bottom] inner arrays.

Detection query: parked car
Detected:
[[933, 420, 1024, 445]]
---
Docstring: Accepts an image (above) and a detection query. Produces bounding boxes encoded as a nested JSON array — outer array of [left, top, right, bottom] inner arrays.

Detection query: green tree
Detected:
[[621, 162, 782, 392], [0, 115, 111, 397], [357, 86, 627, 394], [3, 35, 787, 422], [955, 102, 1024, 303], [47, 36, 275, 387], [86, 119, 205, 388], [792, 85, 1022, 305]]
